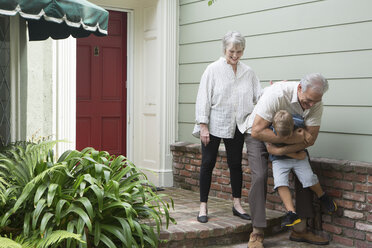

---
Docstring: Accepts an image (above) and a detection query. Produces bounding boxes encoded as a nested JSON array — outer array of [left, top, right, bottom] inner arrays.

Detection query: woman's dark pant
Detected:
[[199, 128, 244, 202]]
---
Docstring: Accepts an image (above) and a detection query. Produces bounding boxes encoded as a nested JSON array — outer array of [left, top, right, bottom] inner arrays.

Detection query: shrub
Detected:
[[0, 141, 175, 247]]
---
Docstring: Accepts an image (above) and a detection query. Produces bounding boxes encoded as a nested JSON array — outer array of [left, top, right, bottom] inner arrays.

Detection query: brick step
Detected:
[[204, 230, 350, 248], [159, 188, 284, 248]]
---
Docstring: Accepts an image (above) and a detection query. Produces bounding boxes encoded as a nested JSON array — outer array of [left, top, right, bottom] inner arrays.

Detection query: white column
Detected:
[[159, 0, 178, 186], [9, 16, 21, 142], [55, 37, 76, 156]]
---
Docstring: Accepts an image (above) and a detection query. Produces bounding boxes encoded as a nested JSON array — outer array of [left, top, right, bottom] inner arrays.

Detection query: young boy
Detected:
[[269, 110, 337, 227]]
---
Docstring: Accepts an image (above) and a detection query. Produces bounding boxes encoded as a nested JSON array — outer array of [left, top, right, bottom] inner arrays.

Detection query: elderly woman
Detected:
[[193, 31, 262, 223]]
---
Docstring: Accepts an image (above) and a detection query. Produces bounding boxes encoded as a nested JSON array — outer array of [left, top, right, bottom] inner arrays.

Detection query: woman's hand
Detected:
[[200, 124, 210, 146]]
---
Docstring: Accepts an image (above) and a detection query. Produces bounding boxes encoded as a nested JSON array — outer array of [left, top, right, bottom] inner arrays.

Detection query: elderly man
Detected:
[[245, 73, 330, 248]]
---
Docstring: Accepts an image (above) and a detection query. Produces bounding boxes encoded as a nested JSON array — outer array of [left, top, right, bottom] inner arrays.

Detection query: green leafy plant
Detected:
[[0, 237, 21, 248], [0, 231, 84, 248], [0, 141, 175, 247], [208, 0, 217, 6]]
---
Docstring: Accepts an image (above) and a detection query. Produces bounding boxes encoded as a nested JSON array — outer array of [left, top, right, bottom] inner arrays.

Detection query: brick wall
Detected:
[[171, 142, 372, 248]]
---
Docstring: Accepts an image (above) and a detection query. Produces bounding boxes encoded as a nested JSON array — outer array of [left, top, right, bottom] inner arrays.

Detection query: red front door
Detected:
[[76, 11, 127, 156]]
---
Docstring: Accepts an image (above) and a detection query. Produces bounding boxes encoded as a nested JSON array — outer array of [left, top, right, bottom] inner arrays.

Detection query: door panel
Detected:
[[76, 118, 92, 146], [76, 11, 127, 156], [76, 45, 92, 100], [102, 117, 121, 154], [102, 47, 121, 99]]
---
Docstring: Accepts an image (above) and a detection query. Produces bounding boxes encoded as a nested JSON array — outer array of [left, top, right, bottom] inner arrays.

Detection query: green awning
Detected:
[[0, 0, 108, 41]]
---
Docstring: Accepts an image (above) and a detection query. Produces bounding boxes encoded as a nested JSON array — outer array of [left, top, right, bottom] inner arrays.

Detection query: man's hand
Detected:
[[200, 124, 210, 146], [282, 128, 305, 144], [303, 129, 313, 145], [290, 128, 313, 146], [266, 143, 285, 156]]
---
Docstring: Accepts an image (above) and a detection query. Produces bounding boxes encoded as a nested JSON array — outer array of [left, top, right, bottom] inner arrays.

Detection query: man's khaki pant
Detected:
[[245, 134, 314, 228]]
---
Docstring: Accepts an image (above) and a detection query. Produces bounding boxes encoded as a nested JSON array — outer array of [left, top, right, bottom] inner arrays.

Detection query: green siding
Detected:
[[321, 107, 372, 135], [178, 0, 372, 162], [180, 51, 372, 83], [178, 103, 195, 123], [180, 0, 372, 44], [177, 105, 372, 135], [180, 0, 320, 26], [178, 123, 197, 143], [180, 22, 372, 64], [179, 84, 199, 103], [180, 0, 201, 6], [180, 80, 372, 106], [309, 133, 372, 163], [323, 79, 372, 106]]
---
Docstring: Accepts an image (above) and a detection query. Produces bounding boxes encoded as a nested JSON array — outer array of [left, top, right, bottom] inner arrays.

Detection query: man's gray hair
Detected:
[[300, 73, 329, 94], [222, 31, 246, 53]]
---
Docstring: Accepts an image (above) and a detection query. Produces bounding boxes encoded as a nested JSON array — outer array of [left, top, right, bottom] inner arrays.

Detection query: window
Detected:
[[0, 15, 10, 147]]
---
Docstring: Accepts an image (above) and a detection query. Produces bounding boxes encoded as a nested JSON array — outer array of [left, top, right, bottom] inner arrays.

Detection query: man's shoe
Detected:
[[281, 211, 301, 227], [319, 193, 337, 213], [232, 206, 251, 220], [290, 230, 329, 245], [247, 232, 264, 248]]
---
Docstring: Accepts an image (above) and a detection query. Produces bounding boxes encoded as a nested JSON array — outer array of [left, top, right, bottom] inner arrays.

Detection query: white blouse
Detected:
[[193, 57, 262, 139]]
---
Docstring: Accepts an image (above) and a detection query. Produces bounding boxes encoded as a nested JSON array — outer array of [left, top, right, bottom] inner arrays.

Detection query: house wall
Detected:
[[75, 0, 177, 186], [178, 0, 372, 163], [91, 0, 178, 186], [91, 0, 163, 185], [21, 0, 178, 186], [25, 40, 55, 140]]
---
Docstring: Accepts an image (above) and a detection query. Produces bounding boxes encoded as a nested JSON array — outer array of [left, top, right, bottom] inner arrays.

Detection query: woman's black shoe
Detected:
[[232, 206, 251, 220], [197, 214, 208, 223]]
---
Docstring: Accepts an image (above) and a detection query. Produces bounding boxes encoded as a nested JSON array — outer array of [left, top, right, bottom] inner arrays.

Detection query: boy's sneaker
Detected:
[[281, 211, 301, 227], [319, 193, 337, 213]]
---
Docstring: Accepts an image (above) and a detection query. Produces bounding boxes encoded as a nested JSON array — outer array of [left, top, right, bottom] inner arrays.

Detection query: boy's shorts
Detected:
[[272, 156, 319, 189]]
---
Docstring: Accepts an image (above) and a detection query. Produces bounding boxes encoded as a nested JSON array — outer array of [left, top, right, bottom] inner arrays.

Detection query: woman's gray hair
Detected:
[[222, 31, 246, 53], [300, 73, 329, 94]]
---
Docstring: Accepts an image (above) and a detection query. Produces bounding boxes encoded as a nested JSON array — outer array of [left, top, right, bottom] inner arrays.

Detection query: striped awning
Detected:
[[0, 0, 109, 40]]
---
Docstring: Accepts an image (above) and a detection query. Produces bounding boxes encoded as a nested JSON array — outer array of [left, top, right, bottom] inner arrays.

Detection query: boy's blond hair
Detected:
[[272, 110, 294, 137]]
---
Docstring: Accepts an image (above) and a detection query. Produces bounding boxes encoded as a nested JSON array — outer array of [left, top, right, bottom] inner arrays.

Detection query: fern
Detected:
[[37, 230, 85, 248], [0, 177, 8, 205], [11, 164, 67, 213], [0, 231, 84, 248], [0, 237, 22, 248]]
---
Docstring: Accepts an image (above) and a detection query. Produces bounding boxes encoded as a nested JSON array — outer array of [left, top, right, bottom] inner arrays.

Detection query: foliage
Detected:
[[0, 141, 175, 247], [0, 177, 7, 206], [0, 231, 84, 248], [208, 0, 217, 6], [0, 237, 22, 248]]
